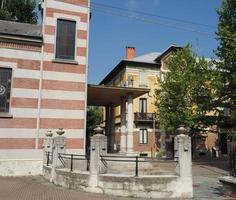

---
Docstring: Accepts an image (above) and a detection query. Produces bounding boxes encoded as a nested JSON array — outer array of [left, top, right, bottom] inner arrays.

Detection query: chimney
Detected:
[[126, 46, 136, 59]]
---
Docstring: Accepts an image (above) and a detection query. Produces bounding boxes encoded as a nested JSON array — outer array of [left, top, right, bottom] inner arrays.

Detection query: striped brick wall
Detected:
[[0, 0, 89, 157], [40, 0, 89, 153], [0, 48, 42, 154]]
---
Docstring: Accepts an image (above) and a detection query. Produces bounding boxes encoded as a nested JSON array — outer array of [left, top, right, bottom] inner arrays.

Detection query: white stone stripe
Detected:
[[41, 90, 85, 101], [47, 0, 88, 14], [0, 48, 41, 60], [0, 129, 36, 138], [14, 69, 41, 80], [40, 109, 84, 119], [43, 53, 87, 65], [0, 149, 43, 159], [44, 34, 87, 48], [43, 71, 85, 82], [77, 39, 87, 48], [10, 108, 38, 118], [45, 17, 88, 31], [12, 88, 39, 99], [0, 61, 17, 69], [0, 128, 84, 138], [76, 56, 87, 65], [39, 129, 84, 138]]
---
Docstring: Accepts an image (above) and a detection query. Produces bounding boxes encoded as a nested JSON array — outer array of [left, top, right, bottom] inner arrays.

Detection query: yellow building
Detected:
[[100, 45, 181, 156]]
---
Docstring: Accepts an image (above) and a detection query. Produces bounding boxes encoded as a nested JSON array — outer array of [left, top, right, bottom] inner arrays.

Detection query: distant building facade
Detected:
[[0, 0, 90, 175], [100, 46, 219, 158], [100, 46, 180, 156]]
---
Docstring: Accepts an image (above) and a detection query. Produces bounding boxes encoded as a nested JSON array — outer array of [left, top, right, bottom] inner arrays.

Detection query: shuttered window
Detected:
[[139, 129, 148, 144], [56, 19, 76, 60], [0, 68, 12, 113]]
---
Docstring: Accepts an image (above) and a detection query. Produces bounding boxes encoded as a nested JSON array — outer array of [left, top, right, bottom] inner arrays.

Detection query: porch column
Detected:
[[109, 104, 115, 152], [105, 106, 110, 137], [120, 96, 126, 153], [127, 93, 134, 153]]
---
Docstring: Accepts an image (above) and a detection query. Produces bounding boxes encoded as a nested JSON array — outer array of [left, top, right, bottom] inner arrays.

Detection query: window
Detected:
[[127, 75, 133, 87], [0, 68, 12, 113], [139, 71, 147, 87], [56, 19, 76, 60], [139, 98, 147, 113], [139, 129, 148, 144]]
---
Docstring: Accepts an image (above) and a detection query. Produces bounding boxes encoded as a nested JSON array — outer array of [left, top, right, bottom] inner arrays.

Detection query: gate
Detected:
[[228, 140, 236, 177]]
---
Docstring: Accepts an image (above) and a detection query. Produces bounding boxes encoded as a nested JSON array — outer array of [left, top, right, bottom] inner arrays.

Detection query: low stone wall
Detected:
[[219, 176, 236, 198], [0, 159, 43, 176], [43, 165, 192, 199], [99, 174, 192, 199], [42, 133, 193, 199]]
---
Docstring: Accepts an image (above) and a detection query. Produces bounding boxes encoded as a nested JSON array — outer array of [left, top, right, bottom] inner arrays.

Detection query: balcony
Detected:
[[134, 112, 156, 123]]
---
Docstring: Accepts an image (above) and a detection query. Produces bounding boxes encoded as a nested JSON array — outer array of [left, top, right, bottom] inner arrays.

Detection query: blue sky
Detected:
[[88, 0, 221, 84]]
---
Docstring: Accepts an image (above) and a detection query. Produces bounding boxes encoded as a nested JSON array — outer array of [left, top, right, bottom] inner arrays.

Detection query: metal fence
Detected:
[[100, 155, 177, 177], [45, 151, 53, 166], [58, 153, 90, 172], [228, 141, 236, 177]]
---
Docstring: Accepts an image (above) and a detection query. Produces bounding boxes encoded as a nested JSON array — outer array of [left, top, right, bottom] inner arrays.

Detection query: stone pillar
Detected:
[[120, 96, 126, 153], [52, 136, 66, 168], [89, 131, 107, 190], [51, 135, 66, 182], [175, 133, 193, 197], [43, 131, 54, 164], [108, 104, 115, 152], [127, 93, 134, 153], [105, 106, 110, 137]]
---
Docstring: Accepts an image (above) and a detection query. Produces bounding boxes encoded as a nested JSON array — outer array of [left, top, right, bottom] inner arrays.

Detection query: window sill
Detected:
[[0, 113, 13, 118], [52, 59, 78, 65]]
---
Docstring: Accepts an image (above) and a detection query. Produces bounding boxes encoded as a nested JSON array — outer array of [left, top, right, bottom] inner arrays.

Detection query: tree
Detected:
[[86, 106, 103, 136], [155, 45, 219, 135], [85, 106, 103, 154], [0, 0, 37, 24], [215, 0, 236, 138]]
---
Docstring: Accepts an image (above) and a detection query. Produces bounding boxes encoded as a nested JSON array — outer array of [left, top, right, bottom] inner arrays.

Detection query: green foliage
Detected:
[[86, 106, 103, 136], [215, 0, 236, 139], [0, 0, 37, 24], [155, 45, 220, 135]]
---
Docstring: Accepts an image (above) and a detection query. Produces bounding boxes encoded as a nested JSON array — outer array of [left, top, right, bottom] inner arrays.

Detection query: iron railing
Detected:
[[228, 141, 236, 177], [58, 153, 90, 172], [45, 151, 53, 166], [100, 155, 176, 177], [134, 112, 156, 122]]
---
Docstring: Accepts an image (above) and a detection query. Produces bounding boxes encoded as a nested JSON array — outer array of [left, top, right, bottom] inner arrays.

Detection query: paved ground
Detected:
[[0, 161, 234, 200], [192, 160, 231, 199]]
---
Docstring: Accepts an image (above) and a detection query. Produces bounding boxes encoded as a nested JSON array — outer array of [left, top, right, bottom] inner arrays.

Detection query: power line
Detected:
[[73, 0, 236, 42], [89, 1, 216, 29]]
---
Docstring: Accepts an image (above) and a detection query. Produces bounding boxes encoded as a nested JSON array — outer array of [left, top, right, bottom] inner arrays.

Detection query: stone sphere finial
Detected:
[[176, 125, 187, 135], [56, 128, 65, 136], [94, 125, 104, 135], [45, 130, 53, 137]]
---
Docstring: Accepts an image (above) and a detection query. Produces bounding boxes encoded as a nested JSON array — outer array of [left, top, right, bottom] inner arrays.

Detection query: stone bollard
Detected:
[[88, 126, 107, 191], [51, 129, 66, 182], [175, 132, 193, 198], [43, 130, 54, 165]]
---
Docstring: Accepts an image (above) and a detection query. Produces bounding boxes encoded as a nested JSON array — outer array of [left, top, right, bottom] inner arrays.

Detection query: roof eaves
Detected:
[[154, 45, 182, 62]]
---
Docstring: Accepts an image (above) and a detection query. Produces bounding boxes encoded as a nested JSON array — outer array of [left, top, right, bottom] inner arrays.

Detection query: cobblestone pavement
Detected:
[[0, 161, 234, 200]]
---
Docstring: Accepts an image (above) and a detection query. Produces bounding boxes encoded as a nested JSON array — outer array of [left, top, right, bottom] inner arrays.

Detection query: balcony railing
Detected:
[[134, 112, 156, 122]]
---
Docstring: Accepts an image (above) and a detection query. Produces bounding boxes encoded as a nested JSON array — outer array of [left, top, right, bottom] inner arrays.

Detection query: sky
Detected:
[[88, 0, 221, 84]]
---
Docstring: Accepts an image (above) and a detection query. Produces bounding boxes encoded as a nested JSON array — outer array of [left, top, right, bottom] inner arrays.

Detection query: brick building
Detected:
[[0, 0, 90, 175]]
